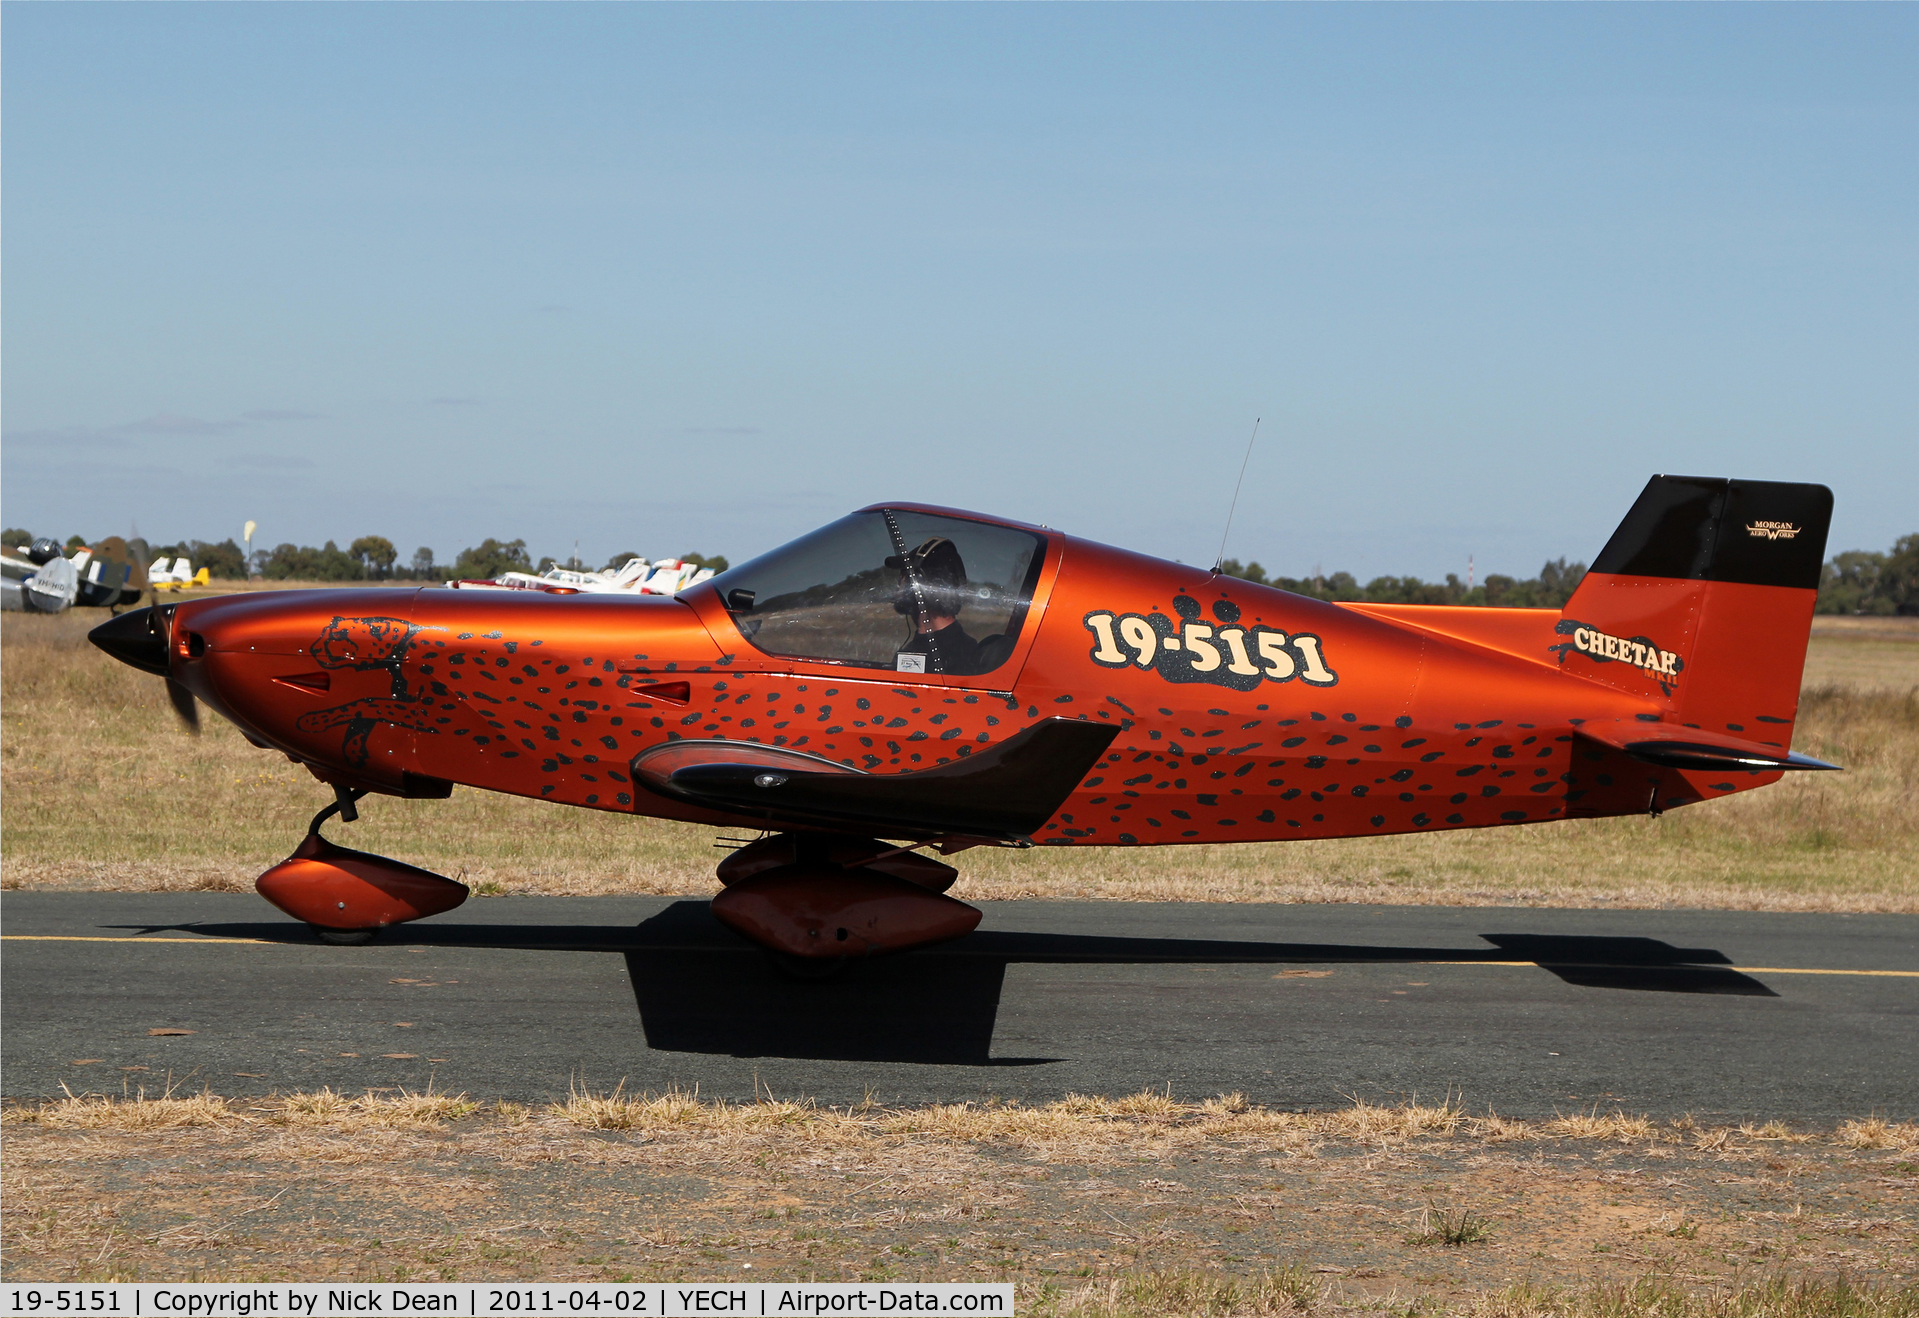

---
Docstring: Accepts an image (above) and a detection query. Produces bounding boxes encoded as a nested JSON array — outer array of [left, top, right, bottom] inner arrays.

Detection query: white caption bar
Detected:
[[1, 1285, 1014, 1318]]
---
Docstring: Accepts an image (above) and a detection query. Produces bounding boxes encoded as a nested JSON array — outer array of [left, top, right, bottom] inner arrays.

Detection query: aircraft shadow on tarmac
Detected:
[[111, 902, 1776, 1067]]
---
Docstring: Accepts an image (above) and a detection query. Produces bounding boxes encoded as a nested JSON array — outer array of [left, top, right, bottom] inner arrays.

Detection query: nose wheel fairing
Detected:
[[255, 831, 470, 933], [255, 790, 468, 936]]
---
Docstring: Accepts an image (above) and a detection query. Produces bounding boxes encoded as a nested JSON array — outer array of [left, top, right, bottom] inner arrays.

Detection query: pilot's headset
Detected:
[[887, 536, 968, 620]]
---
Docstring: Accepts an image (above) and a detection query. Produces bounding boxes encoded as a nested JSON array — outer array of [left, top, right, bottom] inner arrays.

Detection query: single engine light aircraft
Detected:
[[92, 475, 1836, 965]]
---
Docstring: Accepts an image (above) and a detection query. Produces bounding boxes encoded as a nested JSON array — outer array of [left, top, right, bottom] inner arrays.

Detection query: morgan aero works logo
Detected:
[[1746, 521, 1801, 541]]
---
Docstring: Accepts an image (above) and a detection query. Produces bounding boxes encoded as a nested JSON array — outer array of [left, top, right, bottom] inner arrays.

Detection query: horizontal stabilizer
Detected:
[[1578, 722, 1839, 773], [633, 716, 1121, 841]]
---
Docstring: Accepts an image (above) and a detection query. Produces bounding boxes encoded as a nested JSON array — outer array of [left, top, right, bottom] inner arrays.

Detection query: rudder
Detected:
[[1554, 475, 1831, 738]]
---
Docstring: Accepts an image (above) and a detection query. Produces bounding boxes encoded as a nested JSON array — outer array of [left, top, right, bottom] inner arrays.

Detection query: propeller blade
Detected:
[[166, 678, 201, 734]]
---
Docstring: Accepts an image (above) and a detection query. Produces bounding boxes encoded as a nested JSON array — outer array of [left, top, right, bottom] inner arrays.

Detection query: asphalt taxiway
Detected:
[[3, 893, 1914, 1118]]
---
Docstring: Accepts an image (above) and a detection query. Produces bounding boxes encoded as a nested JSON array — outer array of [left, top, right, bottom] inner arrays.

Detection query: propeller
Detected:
[[89, 605, 170, 675], [166, 677, 201, 735], [89, 606, 199, 733]]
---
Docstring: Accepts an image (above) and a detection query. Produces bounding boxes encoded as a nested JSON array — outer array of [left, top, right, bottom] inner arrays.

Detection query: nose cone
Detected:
[[90, 606, 171, 676]]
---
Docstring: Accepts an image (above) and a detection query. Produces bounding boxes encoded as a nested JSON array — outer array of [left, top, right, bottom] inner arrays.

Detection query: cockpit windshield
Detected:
[[705, 510, 1047, 677]]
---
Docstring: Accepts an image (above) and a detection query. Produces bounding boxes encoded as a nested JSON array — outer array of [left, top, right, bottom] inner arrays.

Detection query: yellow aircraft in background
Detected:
[[148, 557, 210, 593]]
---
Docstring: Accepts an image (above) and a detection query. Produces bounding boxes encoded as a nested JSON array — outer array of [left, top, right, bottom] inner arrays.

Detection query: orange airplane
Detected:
[[92, 475, 1835, 967]]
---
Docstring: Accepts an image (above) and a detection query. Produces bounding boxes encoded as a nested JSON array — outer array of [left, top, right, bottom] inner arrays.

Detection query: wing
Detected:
[[631, 715, 1122, 843]]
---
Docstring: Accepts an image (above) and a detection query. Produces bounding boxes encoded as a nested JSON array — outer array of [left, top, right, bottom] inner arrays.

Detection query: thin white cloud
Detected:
[[7, 409, 324, 451], [231, 453, 316, 470], [123, 413, 243, 435], [1, 425, 130, 449], [1, 459, 186, 487]]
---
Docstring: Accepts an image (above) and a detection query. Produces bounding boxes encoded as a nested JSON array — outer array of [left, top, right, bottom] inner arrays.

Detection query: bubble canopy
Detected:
[[705, 509, 1048, 677]]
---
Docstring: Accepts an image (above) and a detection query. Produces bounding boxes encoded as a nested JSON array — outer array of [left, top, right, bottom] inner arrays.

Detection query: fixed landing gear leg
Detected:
[[310, 784, 367, 836], [306, 787, 377, 943], [255, 786, 468, 943]]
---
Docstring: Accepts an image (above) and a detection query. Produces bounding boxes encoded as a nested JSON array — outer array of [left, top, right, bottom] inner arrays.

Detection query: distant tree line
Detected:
[[1816, 534, 1919, 615], [1218, 556, 1588, 609], [1222, 529, 1918, 616]]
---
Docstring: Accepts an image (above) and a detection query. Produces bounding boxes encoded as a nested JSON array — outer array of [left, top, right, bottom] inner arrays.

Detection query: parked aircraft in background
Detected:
[[3, 536, 146, 612], [92, 475, 1836, 974], [3, 539, 78, 612], [77, 538, 148, 609], [148, 556, 211, 593], [454, 556, 717, 597]]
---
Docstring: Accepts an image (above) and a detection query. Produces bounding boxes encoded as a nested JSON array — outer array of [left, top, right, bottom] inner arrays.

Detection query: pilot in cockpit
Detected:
[[889, 536, 983, 675]]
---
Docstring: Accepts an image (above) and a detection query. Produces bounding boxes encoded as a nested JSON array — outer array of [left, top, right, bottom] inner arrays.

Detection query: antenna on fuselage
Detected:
[[1210, 417, 1261, 577]]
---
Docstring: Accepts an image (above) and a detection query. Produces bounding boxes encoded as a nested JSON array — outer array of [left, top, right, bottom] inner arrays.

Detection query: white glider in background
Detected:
[[451, 556, 716, 596]]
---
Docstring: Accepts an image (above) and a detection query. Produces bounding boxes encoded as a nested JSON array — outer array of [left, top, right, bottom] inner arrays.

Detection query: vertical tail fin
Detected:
[[1554, 475, 1832, 737]]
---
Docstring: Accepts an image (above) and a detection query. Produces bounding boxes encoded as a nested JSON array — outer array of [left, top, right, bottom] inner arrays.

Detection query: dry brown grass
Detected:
[[6, 1087, 1900, 1156], [1032, 1267, 1318, 1316], [1807, 615, 1919, 690], [549, 1082, 819, 1133], [12, 1088, 234, 1130], [1447, 1278, 1919, 1318], [4, 603, 1916, 910], [5, 1088, 1915, 1294], [1538, 1110, 1658, 1143], [2, 1084, 481, 1133], [1836, 1116, 1919, 1151], [277, 1085, 480, 1128]]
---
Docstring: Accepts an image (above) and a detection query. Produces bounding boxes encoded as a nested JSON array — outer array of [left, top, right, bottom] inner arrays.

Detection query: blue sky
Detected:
[[4, 4, 1912, 579]]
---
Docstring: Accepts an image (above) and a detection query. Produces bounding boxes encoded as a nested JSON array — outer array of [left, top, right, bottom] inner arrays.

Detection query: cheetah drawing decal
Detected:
[[294, 616, 454, 768], [93, 476, 1840, 959]]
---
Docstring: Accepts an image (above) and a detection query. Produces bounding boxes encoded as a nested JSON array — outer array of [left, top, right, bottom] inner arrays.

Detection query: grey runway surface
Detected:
[[3, 892, 1914, 1119]]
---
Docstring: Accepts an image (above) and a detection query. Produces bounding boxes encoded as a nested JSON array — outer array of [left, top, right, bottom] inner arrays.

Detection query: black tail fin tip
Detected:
[[1591, 476, 1832, 590]]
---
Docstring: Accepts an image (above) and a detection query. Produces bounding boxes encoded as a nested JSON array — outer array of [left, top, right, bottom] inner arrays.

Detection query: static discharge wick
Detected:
[[1213, 416, 1261, 576]]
